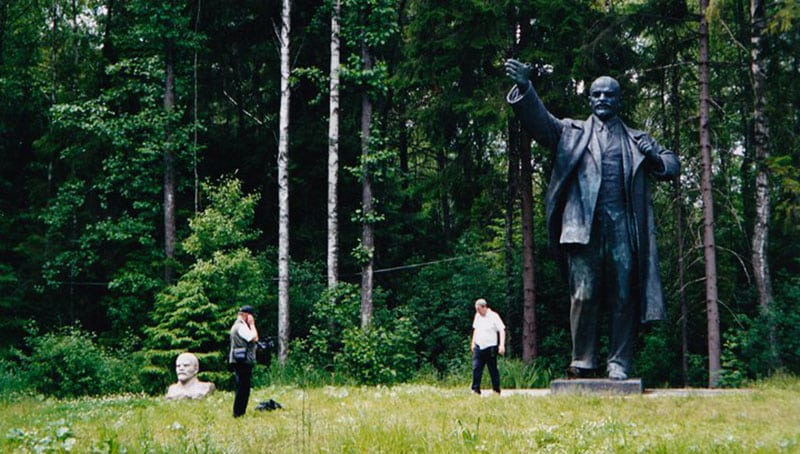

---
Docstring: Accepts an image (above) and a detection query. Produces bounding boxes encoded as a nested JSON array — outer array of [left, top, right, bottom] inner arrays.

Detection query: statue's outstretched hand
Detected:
[[505, 59, 532, 89]]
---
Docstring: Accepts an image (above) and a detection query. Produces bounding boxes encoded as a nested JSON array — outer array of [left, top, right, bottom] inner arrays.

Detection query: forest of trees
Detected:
[[1, 0, 798, 394]]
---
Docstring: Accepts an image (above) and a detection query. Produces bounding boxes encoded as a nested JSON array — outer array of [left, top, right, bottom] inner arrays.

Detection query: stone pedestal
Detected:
[[550, 378, 643, 395]]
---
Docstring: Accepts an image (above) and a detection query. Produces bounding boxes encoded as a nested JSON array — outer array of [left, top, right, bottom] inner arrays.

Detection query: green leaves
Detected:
[[183, 178, 261, 258], [141, 177, 268, 392]]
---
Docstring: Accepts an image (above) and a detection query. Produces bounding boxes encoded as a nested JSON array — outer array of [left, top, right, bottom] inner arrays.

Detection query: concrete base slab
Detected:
[[550, 378, 643, 395]]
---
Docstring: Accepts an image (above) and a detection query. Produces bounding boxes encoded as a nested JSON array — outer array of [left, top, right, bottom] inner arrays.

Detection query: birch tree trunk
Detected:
[[163, 38, 176, 284], [699, 0, 721, 387], [360, 42, 374, 330], [750, 0, 777, 368], [327, 0, 341, 288], [277, 0, 292, 364]]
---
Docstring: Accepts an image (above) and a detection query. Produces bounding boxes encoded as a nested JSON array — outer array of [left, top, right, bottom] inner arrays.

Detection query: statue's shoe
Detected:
[[607, 364, 628, 381]]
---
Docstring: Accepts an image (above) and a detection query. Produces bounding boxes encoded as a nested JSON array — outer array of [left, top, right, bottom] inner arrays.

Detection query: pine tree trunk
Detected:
[[327, 0, 341, 288], [699, 0, 721, 387], [671, 66, 689, 387], [163, 38, 176, 284], [520, 129, 537, 363], [277, 0, 292, 364], [750, 0, 777, 369], [505, 119, 520, 354], [360, 42, 374, 330]]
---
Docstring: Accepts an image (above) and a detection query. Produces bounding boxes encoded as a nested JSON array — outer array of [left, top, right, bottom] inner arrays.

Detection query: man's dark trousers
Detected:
[[566, 206, 635, 374], [471, 345, 500, 393], [233, 362, 253, 417]]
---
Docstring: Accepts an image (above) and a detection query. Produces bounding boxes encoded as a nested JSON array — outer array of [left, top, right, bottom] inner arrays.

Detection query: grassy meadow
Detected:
[[2, 377, 800, 453]]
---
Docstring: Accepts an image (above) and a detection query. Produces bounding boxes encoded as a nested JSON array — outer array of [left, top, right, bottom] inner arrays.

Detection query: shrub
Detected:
[[0, 358, 31, 399], [336, 317, 419, 385], [22, 325, 143, 397], [499, 357, 553, 388]]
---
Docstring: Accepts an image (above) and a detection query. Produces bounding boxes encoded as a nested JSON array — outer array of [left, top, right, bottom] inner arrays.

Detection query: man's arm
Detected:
[[494, 313, 507, 355]]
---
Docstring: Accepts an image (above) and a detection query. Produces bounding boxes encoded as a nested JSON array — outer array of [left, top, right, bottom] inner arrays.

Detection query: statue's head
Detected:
[[588, 76, 622, 122], [175, 352, 200, 384]]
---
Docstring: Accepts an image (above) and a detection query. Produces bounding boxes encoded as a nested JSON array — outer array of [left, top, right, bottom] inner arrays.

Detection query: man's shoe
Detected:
[[607, 364, 628, 381], [565, 366, 589, 379]]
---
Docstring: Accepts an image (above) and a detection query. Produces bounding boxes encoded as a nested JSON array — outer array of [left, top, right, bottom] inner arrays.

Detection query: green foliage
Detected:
[[182, 178, 261, 258], [401, 235, 505, 373], [293, 283, 362, 372], [0, 359, 30, 400], [720, 273, 800, 387], [294, 283, 418, 385], [1, 0, 799, 392], [636, 324, 682, 387], [498, 357, 553, 389], [337, 317, 419, 385], [141, 178, 269, 393], [20, 325, 143, 398]]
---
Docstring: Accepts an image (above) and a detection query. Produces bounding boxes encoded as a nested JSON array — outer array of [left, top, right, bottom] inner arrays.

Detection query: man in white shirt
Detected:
[[470, 298, 506, 394]]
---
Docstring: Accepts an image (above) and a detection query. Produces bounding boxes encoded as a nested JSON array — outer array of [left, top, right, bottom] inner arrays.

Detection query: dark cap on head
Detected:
[[239, 305, 255, 315]]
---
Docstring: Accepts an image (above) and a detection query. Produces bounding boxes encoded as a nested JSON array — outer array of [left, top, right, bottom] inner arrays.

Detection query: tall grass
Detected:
[[2, 376, 799, 452]]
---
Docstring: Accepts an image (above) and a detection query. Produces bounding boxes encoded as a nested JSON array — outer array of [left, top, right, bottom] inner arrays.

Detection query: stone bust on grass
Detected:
[[165, 352, 215, 400]]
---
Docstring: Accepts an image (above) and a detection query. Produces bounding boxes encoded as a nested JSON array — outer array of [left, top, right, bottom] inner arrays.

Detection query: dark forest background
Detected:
[[1, 0, 798, 395]]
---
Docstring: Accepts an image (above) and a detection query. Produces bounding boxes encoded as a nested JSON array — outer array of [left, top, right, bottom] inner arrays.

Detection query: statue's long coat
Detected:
[[508, 83, 680, 322]]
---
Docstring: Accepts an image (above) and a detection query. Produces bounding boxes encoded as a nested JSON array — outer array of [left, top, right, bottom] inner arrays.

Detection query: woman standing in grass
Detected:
[[229, 305, 259, 417]]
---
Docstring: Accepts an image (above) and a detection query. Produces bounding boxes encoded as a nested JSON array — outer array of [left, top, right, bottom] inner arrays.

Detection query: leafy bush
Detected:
[[636, 325, 682, 387], [254, 357, 346, 388], [336, 317, 419, 385], [21, 325, 143, 397], [499, 357, 553, 388], [294, 282, 420, 385], [293, 283, 362, 373], [0, 359, 30, 399], [719, 273, 800, 387]]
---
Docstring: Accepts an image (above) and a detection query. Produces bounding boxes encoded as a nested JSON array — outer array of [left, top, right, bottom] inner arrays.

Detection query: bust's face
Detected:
[[175, 354, 199, 384], [589, 76, 622, 121]]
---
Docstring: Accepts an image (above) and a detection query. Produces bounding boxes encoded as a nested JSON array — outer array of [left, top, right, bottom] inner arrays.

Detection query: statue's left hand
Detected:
[[505, 59, 532, 89], [638, 136, 665, 170]]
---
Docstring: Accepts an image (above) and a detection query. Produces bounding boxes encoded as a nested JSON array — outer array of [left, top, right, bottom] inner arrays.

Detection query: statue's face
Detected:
[[589, 77, 622, 121], [175, 354, 199, 384]]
